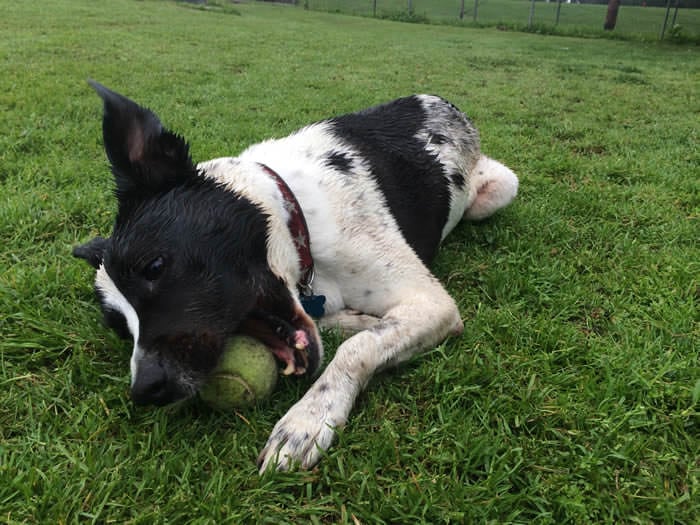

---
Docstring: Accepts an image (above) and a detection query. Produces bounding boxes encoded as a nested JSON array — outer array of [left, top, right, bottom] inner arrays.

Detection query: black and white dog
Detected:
[[74, 81, 518, 472]]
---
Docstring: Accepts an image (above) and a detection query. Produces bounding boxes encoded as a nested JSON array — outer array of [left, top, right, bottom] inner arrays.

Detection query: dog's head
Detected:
[[74, 81, 322, 406]]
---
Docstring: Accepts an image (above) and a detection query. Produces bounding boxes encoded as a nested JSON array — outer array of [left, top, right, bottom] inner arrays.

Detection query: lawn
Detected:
[[306, 0, 700, 40], [1, 0, 698, 523]]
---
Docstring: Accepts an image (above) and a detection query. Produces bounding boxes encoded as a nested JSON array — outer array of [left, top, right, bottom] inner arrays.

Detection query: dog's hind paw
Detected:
[[257, 392, 347, 473]]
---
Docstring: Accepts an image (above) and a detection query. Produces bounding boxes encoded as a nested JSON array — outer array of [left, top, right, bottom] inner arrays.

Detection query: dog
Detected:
[[73, 81, 518, 472]]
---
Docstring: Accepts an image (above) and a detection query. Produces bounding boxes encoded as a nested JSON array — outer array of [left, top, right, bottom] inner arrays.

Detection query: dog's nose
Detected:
[[130, 360, 177, 406]]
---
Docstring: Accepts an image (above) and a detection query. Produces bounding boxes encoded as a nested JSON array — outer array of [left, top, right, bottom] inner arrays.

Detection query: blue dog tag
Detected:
[[301, 294, 326, 318]]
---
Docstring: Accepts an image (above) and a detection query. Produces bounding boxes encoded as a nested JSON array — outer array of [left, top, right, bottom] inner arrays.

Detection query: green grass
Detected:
[[1, 0, 698, 522], [306, 0, 700, 41]]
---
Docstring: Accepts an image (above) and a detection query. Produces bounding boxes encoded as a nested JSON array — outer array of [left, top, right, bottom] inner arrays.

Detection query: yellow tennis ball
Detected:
[[199, 336, 277, 410]]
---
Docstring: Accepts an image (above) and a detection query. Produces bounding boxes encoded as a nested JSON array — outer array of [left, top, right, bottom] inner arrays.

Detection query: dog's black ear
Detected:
[[73, 236, 110, 269], [88, 80, 198, 201]]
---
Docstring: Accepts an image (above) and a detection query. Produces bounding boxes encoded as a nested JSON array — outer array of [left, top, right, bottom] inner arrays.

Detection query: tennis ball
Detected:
[[199, 336, 277, 410]]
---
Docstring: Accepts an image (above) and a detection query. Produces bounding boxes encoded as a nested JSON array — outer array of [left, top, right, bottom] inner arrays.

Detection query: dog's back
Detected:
[[234, 95, 509, 264]]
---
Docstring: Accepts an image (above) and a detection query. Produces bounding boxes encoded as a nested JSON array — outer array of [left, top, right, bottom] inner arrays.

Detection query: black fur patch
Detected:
[[430, 133, 448, 145], [329, 96, 451, 264], [450, 171, 466, 189], [325, 150, 353, 172]]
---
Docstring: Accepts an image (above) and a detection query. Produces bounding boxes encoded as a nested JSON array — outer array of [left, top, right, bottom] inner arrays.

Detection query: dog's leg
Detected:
[[317, 309, 381, 336], [463, 156, 519, 221], [258, 287, 463, 472]]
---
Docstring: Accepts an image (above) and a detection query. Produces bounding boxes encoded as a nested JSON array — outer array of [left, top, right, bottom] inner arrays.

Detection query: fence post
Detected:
[[460, 0, 465, 20], [528, 0, 536, 28], [671, 0, 681, 27], [555, 0, 562, 26], [373, 0, 377, 17], [604, 0, 621, 30], [474, 0, 479, 22], [660, 0, 672, 39]]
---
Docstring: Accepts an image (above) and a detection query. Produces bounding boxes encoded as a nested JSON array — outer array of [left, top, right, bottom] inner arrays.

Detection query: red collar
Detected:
[[258, 164, 314, 294]]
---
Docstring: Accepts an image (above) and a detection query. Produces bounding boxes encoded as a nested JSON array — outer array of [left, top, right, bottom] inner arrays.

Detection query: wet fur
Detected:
[[74, 84, 518, 472]]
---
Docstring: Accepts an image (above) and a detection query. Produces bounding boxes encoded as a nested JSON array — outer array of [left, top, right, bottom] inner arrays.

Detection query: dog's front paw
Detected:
[[257, 390, 347, 473]]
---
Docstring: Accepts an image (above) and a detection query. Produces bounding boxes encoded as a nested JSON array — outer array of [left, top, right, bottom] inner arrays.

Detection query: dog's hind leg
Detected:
[[317, 309, 381, 336], [463, 156, 519, 221], [257, 285, 463, 472]]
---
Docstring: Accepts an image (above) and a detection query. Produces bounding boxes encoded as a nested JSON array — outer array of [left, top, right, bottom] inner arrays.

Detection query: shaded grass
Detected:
[[1, 0, 698, 523]]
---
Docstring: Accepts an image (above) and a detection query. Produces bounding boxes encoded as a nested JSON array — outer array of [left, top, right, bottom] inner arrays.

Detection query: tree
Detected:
[[604, 0, 621, 30]]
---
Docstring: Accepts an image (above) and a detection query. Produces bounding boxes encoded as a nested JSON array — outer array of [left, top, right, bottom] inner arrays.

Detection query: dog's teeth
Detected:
[[282, 361, 296, 375]]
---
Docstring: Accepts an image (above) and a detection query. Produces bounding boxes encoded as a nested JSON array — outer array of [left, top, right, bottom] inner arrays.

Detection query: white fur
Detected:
[[464, 156, 519, 221], [95, 265, 143, 385]]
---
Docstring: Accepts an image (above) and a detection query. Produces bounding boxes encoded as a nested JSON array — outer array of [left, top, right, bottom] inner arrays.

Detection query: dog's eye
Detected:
[[142, 256, 165, 281]]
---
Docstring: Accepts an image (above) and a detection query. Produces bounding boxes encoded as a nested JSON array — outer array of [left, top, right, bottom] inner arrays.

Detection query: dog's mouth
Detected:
[[237, 302, 321, 376]]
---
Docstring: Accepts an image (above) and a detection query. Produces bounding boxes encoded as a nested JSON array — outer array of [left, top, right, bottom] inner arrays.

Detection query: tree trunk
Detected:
[[604, 0, 621, 31]]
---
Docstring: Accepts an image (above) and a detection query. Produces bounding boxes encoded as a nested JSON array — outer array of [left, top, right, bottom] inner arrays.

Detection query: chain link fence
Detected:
[[278, 0, 699, 41]]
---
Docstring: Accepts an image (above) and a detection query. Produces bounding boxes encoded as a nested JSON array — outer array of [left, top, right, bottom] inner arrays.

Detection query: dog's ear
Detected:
[[72, 236, 110, 269], [88, 80, 198, 202]]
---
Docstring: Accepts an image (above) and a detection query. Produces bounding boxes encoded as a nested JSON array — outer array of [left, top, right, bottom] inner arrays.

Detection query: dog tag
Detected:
[[301, 294, 326, 318]]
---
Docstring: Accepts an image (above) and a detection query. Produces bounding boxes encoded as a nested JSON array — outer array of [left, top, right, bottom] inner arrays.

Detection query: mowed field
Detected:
[[1, 0, 698, 523], [306, 0, 700, 40]]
